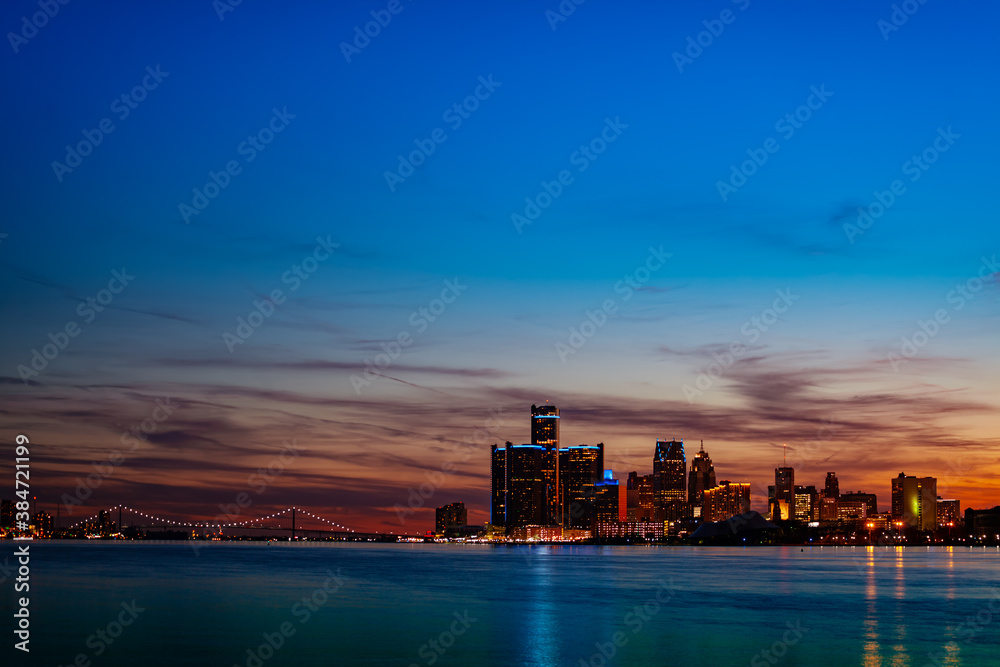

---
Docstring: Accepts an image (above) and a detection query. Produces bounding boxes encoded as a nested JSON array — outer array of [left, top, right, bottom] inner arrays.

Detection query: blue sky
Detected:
[[1, 0, 998, 531]]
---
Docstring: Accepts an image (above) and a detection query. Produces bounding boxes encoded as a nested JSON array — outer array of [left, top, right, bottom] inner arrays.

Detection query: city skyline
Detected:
[[1, 1, 998, 536]]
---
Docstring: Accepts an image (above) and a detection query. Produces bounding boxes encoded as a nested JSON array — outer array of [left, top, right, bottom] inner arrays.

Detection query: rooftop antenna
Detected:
[[783, 443, 786, 466]]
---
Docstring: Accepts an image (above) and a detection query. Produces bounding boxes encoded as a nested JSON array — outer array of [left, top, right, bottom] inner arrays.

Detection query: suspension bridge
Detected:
[[64, 505, 407, 541]]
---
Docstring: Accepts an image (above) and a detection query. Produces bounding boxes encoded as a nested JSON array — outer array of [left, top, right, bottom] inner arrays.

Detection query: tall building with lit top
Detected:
[[891, 472, 937, 531], [560, 443, 604, 528], [653, 439, 686, 522], [687, 442, 716, 519], [505, 444, 546, 528], [531, 404, 561, 525]]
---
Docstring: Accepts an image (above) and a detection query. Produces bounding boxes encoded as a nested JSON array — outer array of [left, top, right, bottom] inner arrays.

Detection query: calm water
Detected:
[[3, 542, 998, 666]]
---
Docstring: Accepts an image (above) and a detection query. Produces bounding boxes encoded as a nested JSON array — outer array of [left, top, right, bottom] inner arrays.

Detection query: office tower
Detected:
[[653, 439, 686, 522], [824, 472, 840, 499], [637, 474, 656, 521], [703, 481, 751, 522], [819, 496, 838, 522], [687, 441, 716, 519], [936, 498, 960, 528], [435, 502, 468, 535], [490, 444, 506, 526], [0, 499, 14, 529], [626, 472, 640, 521], [531, 404, 561, 525], [840, 491, 877, 517], [837, 500, 868, 521], [559, 443, 604, 528], [770, 466, 794, 520], [593, 470, 620, 526], [506, 444, 546, 527], [891, 472, 937, 530], [794, 485, 818, 522]]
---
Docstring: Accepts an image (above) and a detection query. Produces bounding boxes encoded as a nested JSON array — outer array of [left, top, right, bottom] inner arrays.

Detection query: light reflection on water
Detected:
[[15, 542, 1000, 667]]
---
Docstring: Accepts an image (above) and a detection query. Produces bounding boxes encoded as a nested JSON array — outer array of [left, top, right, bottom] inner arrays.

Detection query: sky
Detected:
[[1, 0, 998, 533]]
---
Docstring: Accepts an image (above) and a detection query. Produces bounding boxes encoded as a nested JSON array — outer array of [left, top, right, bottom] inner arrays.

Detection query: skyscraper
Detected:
[[771, 466, 794, 520], [687, 441, 716, 519], [490, 444, 506, 526], [560, 443, 604, 528], [653, 439, 686, 522], [505, 444, 546, 528], [891, 472, 937, 531], [531, 404, 561, 525], [824, 472, 840, 499]]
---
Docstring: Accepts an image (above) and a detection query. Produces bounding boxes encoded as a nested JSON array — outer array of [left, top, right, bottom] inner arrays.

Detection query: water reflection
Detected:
[[891, 547, 909, 666], [524, 547, 559, 666], [862, 547, 882, 667]]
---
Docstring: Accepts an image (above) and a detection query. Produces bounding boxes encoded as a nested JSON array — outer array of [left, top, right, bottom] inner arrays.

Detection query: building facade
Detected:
[[891, 472, 937, 531], [687, 442, 716, 519], [703, 481, 751, 522], [653, 439, 686, 522]]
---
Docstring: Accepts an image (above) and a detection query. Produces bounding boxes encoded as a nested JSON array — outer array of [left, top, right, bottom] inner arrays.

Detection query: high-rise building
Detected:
[[794, 485, 818, 522], [626, 472, 656, 522], [770, 467, 794, 520], [840, 491, 877, 517], [560, 444, 604, 528], [490, 444, 506, 526], [819, 496, 838, 522], [435, 502, 467, 535], [531, 404, 561, 525], [592, 470, 620, 527], [936, 498, 960, 528], [653, 439, 686, 522], [703, 481, 751, 522], [687, 442, 716, 519], [824, 472, 840, 499], [891, 472, 937, 531], [506, 444, 546, 528]]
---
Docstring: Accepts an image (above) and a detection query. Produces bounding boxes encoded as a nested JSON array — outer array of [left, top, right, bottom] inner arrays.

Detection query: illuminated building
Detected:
[[653, 439, 686, 522], [840, 491, 877, 517], [435, 502, 467, 535], [596, 520, 665, 540], [530, 404, 561, 525], [32, 511, 53, 536], [936, 498, 960, 528], [626, 472, 656, 522], [794, 485, 818, 521], [559, 443, 604, 528], [687, 442, 716, 519], [837, 500, 868, 521], [819, 496, 838, 522], [490, 444, 506, 526], [505, 444, 546, 527], [592, 470, 620, 526], [891, 472, 937, 531], [774, 466, 794, 512], [703, 481, 751, 522]]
